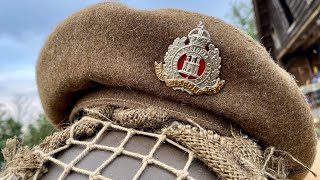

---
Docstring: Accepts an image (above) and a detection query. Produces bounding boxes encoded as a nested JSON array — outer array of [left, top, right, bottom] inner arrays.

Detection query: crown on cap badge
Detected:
[[155, 22, 225, 95]]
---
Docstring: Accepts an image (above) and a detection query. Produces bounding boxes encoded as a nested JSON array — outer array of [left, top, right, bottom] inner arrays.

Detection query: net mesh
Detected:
[[33, 116, 197, 180], [2, 107, 313, 180]]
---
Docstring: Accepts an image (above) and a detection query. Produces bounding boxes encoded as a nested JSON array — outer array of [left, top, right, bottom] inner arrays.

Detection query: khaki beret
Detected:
[[36, 2, 316, 176]]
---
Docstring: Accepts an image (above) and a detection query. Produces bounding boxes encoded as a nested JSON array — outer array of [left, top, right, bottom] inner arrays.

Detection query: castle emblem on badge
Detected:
[[155, 22, 225, 95]]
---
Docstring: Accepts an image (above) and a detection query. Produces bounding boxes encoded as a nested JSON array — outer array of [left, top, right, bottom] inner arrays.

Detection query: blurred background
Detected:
[[0, 0, 319, 168]]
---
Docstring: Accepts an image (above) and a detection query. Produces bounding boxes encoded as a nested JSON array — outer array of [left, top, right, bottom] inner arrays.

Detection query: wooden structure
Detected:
[[253, 0, 320, 85]]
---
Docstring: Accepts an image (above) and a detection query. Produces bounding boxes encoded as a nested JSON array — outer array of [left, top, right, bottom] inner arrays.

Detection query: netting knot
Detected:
[[89, 172, 100, 180], [88, 141, 96, 151], [159, 134, 167, 142], [103, 121, 111, 127], [127, 128, 135, 135], [143, 155, 153, 164], [64, 166, 72, 174], [114, 147, 124, 155], [66, 139, 72, 145], [177, 170, 189, 179]]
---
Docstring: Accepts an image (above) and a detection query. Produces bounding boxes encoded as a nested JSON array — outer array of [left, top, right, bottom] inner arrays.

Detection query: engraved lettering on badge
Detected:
[[155, 21, 225, 95]]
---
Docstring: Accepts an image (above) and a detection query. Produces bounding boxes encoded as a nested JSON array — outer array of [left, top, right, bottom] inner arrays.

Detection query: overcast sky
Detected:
[[0, 0, 248, 122]]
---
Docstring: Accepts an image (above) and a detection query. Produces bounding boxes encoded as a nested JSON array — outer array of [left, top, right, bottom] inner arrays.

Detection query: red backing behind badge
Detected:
[[177, 54, 205, 79]]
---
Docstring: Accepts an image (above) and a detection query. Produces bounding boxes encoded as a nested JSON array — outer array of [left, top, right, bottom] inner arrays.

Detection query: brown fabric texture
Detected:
[[69, 88, 234, 137], [36, 2, 316, 175]]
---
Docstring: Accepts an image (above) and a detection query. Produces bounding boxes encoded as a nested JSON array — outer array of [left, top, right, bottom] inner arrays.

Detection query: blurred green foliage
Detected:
[[315, 127, 320, 138], [24, 115, 56, 148], [0, 116, 56, 165], [0, 118, 23, 165], [230, 1, 258, 40]]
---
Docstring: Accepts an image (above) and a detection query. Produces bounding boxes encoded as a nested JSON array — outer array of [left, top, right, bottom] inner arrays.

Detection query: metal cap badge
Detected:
[[155, 22, 225, 95]]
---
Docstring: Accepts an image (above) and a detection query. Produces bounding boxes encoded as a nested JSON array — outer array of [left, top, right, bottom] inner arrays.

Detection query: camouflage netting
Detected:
[[0, 106, 316, 180]]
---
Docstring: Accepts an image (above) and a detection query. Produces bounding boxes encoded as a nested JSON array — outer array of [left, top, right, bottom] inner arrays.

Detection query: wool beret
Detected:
[[36, 2, 316, 176]]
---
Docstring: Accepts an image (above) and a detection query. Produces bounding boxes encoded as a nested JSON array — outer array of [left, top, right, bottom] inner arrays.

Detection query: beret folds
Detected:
[[36, 2, 316, 176]]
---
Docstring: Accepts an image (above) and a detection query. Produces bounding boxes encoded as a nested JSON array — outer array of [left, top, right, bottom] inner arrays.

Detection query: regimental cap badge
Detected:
[[155, 22, 225, 95]]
